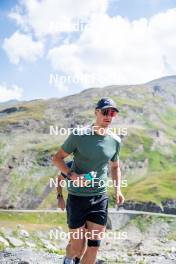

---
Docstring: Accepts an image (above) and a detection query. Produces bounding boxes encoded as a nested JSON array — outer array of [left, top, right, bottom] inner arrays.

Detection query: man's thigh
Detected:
[[86, 220, 106, 242], [68, 224, 87, 253]]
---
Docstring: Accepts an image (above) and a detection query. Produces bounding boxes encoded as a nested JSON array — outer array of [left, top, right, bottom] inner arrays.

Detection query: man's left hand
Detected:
[[116, 190, 125, 206]]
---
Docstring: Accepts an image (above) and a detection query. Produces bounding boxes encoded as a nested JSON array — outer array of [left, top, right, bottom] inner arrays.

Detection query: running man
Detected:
[[53, 97, 125, 264]]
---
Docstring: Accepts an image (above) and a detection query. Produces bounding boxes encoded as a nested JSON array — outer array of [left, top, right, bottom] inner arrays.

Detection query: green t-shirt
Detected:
[[61, 124, 121, 196]]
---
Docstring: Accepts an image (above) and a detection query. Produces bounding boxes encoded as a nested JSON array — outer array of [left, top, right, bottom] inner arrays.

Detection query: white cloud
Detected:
[[9, 0, 108, 37], [6, 1, 176, 88], [3, 31, 44, 64], [0, 83, 23, 102], [48, 8, 176, 87]]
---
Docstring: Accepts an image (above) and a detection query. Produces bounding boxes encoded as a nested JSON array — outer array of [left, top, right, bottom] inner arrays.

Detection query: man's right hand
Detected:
[[70, 172, 91, 187], [58, 196, 66, 211]]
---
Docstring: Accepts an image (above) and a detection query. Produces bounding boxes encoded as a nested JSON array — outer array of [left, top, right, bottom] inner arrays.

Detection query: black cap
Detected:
[[95, 97, 119, 112]]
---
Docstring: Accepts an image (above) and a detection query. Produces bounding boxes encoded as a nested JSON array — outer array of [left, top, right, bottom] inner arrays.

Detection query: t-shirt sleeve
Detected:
[[111, 142, 120, 161], [61, 132, 78, 154]]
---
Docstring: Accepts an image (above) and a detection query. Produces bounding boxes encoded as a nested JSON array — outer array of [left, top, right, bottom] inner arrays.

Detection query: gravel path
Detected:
[[0, 248, 64, 264]]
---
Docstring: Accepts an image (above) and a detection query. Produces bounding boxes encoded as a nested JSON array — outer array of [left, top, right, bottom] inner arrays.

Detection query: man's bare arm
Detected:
[[110, 159, 121, 192], [52, 148, 88, 185], [110, 159, 124, 205], [52, 148, 72, 175]]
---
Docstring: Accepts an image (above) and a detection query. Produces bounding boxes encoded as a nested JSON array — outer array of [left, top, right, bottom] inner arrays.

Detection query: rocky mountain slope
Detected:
[[0, 75, 176, 210], [0, 212, 176, 263]]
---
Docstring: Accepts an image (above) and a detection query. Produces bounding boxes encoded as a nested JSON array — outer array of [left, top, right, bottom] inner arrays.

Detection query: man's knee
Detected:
[[87, 239, 101, 248], [71, 240, 85, 256]]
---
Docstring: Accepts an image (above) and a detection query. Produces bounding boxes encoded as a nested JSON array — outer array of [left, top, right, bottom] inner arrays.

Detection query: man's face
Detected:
[[95, 108, 117, 128]]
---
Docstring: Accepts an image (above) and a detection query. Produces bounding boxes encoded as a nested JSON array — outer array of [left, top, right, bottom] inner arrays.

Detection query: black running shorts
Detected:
[[66, 193, 108, 229]]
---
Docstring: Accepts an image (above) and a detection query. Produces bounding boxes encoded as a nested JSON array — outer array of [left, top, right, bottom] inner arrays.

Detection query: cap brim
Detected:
[[101, 106, 119, 112]]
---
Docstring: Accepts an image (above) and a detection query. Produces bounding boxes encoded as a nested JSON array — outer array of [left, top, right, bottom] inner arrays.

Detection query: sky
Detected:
[[0, 0, 176, 102]]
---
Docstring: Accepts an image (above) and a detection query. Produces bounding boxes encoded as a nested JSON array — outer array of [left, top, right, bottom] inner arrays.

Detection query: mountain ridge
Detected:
[[0, 76, 176, 211]]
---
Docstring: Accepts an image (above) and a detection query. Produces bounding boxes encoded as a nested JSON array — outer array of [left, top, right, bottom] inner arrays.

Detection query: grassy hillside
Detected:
[[0, 76, 176, 209]]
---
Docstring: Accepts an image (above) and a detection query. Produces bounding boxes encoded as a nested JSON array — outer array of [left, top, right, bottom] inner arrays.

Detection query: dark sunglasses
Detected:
[[100, 108, 117, 117]]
